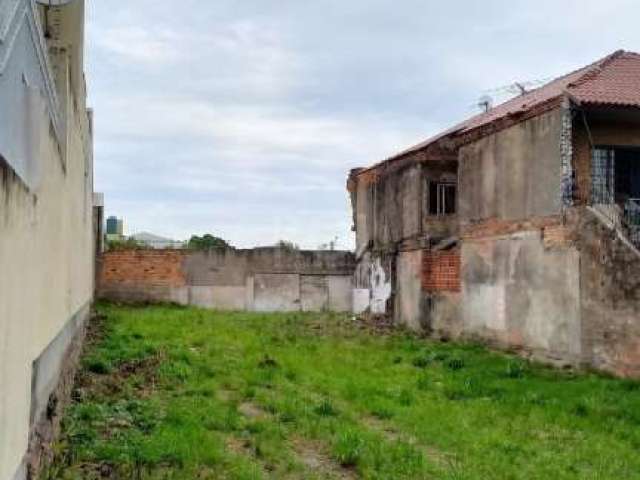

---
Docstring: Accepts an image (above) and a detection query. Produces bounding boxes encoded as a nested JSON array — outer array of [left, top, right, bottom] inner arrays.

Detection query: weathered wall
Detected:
[[458, 108, 563, 223], [349, 100, 640, 376], [579, 210, 640, 377], [0, 1, 94, 478], [460, 230, 582, 364], [452, 110, 585, 365], [98, 248, 355, 312], [394, 250, 423, 330], [349, 155, 459, 321]]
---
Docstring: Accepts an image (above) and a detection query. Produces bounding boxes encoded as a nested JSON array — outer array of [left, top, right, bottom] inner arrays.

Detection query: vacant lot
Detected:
[[48, 303, 640, 479]]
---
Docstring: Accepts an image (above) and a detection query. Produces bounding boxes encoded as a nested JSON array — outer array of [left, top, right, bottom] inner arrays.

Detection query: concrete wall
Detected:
[[349, 102, 640, 376], [98, 248, 356, 312], [349, 157, 459, 320], [461, 232, 582, 364], [0, 1, 94, 478], [458, 108, 563, 223], [579, 210, 640, 377]]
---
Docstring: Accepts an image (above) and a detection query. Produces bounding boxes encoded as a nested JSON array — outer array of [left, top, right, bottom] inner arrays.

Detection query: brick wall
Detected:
[[99, 250, 187, 288], [543, 224, 575, 249], [97, 248, 355, 311], [422, 249, 460, 292]]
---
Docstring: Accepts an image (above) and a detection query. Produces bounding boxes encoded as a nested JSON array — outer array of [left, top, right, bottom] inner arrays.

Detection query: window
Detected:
[[591, 147, 640, 205], [428, 182, 456, 216]]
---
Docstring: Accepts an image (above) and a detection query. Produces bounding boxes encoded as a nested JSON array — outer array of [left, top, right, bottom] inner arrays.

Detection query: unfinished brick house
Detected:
[[348, 50, 640, 377]]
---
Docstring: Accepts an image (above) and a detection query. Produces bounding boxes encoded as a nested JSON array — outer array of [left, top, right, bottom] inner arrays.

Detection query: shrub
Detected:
[[446, 357, 465, 371], [85, 357, 111, 375], [334, 429, 365, 467], [505, 360, 527, 378], [314, 399, 338, 417], [412, 356, 432, 368]]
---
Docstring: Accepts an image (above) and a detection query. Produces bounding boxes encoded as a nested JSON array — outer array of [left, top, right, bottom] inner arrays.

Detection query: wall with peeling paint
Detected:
[[349, 156, 459, 321], [349, 95, 640, 376]]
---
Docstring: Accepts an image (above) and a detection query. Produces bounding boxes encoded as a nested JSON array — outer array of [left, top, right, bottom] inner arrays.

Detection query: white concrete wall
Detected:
[[0, 1, 94, 478]]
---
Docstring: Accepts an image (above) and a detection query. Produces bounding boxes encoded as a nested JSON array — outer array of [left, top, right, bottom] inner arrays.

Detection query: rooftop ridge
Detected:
[[353, 49, 640, 178]]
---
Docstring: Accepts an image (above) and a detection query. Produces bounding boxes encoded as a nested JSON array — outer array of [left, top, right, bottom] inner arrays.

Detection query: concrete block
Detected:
[[327, 275, 353, 312], [352, 289, 370, 314], [189, 286, 246, 310], [300, 275, 329, 311], [253, 273, 301, 312]]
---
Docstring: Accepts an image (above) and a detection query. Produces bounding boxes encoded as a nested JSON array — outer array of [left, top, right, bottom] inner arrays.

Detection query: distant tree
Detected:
[[187, 234, 231, 250], [275, 240, 300, 251], [107, 237, 148, 251]]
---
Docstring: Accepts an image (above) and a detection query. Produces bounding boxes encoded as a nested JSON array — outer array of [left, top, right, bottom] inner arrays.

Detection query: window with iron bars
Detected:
[[428, 182, 456, 216], [591, 148, 615, 205], [591, 147, 640, 247]]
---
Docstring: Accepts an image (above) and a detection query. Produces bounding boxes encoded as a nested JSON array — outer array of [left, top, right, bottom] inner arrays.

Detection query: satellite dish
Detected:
[[477, 95, 493, 113]]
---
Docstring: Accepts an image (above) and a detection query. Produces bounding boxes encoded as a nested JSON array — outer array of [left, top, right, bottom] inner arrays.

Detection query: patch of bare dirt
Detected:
[[291, 437, 358, 479], [355, 313, 398, 336], [217, 389, 234, 402], [363, 416, 450, 467], [74, 349, 165, 401], [238, 402, 267, 420]]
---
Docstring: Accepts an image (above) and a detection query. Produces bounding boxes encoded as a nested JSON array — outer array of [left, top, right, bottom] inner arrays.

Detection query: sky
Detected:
[[86, 0, 639, 249]]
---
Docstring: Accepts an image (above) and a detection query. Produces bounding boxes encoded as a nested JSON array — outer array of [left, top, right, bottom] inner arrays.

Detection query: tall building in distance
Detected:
[[106, 216, 125, 241]]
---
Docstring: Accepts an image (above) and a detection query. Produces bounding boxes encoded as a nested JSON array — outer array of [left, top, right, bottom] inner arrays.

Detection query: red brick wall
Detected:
[[99, 250, 187, 288], [422, 250, 460, 292]]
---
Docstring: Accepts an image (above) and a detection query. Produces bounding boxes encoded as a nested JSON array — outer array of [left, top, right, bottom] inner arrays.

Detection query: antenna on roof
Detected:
[[514, 82, 527, 96], [477, 95, 493, 113], [485, 77, 553, 98]]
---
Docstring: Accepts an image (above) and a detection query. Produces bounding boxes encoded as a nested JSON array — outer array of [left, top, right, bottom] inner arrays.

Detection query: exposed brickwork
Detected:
[[543, 224, 575, 249], [422, 249, 460, 292], [461, 215, 562, 240], [100, 250, 187, 288]]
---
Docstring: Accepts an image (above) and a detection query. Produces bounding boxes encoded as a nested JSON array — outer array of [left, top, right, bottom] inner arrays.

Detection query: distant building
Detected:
[[130, 232, 184, 249], [106, 216, 125, 242]]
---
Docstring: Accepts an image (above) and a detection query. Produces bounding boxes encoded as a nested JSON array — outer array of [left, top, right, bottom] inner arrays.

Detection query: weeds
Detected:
[[49, 302, 640, 480]]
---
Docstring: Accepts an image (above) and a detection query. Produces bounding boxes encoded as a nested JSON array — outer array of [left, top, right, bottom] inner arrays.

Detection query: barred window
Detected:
[[591, 148, 615, 205], [428, 182, 456, 216]]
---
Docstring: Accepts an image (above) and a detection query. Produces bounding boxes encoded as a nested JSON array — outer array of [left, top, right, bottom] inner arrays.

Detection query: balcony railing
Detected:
[[590, 198, 640, 250], [624, 198, 640, 247]]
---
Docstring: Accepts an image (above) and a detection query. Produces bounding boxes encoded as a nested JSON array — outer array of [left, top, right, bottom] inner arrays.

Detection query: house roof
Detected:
[[359, 50, 640, 175]]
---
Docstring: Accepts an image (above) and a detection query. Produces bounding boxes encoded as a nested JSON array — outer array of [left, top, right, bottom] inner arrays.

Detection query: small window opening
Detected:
[[428, 182, 456, 216]]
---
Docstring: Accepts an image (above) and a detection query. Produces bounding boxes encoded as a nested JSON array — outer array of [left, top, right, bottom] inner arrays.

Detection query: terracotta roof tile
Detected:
[[569, 51, 640, 107], [362, 50, 640, 173]]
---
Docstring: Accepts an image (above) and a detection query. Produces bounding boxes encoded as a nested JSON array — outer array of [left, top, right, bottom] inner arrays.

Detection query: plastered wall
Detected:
[[0, 1, 94, 478], [458, 108, 563, 223]]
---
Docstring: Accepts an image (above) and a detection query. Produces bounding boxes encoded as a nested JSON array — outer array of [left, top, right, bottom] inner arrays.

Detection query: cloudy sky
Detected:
[[86, 0, 637, 249]]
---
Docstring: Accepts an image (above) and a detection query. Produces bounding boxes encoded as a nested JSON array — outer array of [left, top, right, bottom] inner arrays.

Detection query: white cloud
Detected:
[[97, 26, 182, 65], [86, 0, 640, 249]]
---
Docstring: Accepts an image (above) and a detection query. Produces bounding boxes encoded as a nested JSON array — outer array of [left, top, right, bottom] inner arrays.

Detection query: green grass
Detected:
[[47, 302, 640, 479]]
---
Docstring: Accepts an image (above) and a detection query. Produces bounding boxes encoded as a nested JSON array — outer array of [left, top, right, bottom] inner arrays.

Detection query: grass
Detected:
[[46, 302, 640, 479]]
